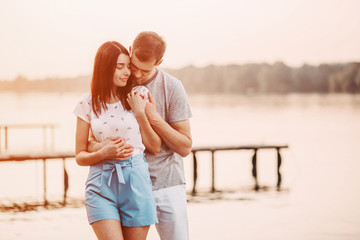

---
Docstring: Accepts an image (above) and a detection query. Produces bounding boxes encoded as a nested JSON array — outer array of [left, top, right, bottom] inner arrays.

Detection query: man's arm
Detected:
[[152, 119, 192, 157], [127, 90, 161, 155], [146, 92, 192, 157], [87, 130, 105, 152]]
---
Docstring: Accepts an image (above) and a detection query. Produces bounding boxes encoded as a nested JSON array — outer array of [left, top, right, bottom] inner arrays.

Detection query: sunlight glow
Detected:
[[0, 0, 359, 79]]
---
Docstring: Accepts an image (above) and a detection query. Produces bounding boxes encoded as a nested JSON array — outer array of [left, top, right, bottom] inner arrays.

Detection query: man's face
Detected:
[[130, 53, 157, 85]]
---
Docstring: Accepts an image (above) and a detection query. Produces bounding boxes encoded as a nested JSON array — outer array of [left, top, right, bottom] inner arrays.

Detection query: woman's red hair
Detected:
[[91, 41, 132, 117]]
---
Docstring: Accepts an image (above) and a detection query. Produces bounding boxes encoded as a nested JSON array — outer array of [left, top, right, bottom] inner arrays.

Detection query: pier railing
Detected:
[[0, 152, 74, 207], [191, 144, 289, 194], [0, 144, 289, 208], [0, 123, 58, 153]]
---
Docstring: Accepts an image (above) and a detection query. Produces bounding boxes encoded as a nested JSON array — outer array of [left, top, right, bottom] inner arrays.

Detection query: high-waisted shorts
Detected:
[[84, 153, 158, 227]]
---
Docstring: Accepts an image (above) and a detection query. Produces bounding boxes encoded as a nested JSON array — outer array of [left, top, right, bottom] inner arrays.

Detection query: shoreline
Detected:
[[1, 193, 359, 240]]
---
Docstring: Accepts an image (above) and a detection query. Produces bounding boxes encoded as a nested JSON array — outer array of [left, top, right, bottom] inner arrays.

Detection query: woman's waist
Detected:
[[132, 148, 143, 156], [87, 153, 147, 186], [92, 152, 145, 167]]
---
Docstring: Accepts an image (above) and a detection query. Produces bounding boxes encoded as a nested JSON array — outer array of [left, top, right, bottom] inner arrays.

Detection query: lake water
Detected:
[[0, 92, 359, 239]]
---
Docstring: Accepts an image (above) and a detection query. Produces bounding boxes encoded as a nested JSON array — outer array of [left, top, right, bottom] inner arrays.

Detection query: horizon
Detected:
[[0, 60, 358, 82], [1, 0, 359, 80]]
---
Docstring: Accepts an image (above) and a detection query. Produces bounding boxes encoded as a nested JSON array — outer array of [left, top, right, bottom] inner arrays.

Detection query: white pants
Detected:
[[152, 184, 189, 240]]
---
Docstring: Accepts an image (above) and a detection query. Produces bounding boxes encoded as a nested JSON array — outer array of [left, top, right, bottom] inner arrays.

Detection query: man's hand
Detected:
[[145, 91, 161, 123], [99, 137, 134, 161]]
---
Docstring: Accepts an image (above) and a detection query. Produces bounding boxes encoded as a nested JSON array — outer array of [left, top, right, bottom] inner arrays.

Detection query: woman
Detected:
[[73, 41, 160, 240]]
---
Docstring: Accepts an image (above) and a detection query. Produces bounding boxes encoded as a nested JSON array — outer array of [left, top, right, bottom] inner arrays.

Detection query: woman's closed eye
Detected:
[[116, 63, 126, 69]]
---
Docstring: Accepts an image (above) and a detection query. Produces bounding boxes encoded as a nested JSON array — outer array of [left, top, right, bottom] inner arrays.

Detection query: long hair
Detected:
[[91, 41, 132, 117]]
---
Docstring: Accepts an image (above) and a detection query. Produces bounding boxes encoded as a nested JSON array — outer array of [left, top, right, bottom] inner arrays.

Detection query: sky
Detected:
[[0, 0, 359, 80]]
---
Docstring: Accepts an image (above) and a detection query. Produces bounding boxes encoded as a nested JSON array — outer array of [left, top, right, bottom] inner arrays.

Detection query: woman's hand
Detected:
[[127, 90, 147, 117], [128, 90, 162, 155], [99, 137, 133, 161]]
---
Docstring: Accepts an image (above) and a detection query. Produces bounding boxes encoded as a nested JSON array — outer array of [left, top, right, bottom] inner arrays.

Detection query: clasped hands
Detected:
[[99, 137, 134, 161], [127, 90, 160, 123]]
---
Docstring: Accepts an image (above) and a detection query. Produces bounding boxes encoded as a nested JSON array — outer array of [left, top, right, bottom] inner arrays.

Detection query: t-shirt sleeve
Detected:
[[73, 94, 91, 123], [168, 80, 192, 123]]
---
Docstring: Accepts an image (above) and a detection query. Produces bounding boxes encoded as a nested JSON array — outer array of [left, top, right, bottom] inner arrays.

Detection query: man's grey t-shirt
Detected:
[[140, 68, 192, 190]]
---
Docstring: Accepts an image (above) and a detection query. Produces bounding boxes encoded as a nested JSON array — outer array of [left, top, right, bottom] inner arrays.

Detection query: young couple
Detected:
[[74, 31, 192, 240]]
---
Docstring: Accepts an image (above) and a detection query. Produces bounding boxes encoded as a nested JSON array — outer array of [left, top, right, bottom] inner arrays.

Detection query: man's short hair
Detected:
[[133, 31, 167, 64]]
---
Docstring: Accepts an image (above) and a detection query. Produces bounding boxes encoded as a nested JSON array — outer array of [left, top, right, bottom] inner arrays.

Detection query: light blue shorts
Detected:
[[84, 154, 158, 227]]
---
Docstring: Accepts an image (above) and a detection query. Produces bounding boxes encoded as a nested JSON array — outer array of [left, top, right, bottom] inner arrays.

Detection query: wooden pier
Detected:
[[0, 144, 288, 208], [0, 152, 74, 207], [0, 123, 58, 153], [191, 144, 289, 194]]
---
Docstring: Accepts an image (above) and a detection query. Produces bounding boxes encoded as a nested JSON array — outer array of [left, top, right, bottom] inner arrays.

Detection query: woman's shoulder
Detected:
[[73, 93, 92, 121], [79, 93, 91, 101], [76, 93, 92, 107]]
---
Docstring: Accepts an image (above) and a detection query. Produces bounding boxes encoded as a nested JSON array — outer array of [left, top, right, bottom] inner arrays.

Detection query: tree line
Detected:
[[1, 62, 359, 94], [166, 62, 360, 94]]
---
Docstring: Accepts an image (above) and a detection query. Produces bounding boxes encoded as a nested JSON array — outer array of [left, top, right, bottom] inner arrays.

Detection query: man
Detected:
[[89, 31, 192, 240], [130, 31, 192, 240]]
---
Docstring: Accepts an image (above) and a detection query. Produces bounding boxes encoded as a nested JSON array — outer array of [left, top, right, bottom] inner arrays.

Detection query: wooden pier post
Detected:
[[62, 158, 69, 206], [251, 149, 259, 191], [43, 158, 48, 207], [276, 148, 282, 190], [192, 151, 198, 195], [211, 150, 215, 193]]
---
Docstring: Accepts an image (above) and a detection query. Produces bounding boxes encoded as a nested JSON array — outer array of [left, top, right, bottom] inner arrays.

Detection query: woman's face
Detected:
[[113, 53, 131, 87]]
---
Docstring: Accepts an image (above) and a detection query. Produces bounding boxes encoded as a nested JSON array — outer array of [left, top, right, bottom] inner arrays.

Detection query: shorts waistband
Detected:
[[99, 153, 145, 165], [93, 153, 145, 187]]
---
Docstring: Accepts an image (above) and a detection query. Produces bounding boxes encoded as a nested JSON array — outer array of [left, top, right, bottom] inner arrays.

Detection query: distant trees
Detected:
[[0, 75, 91, 92], [0, 62, 359, 94], [328, 63, 360, 93], [167, 62, 360, 94]]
